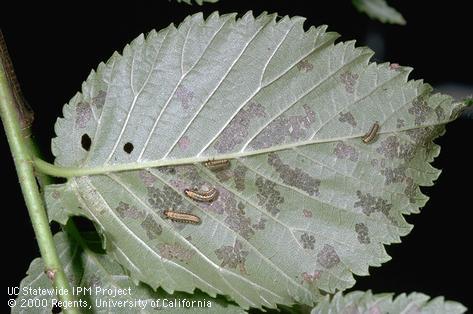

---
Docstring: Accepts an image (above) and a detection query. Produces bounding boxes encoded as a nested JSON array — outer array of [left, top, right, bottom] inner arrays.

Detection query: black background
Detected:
[[1, 0, 472, 312]]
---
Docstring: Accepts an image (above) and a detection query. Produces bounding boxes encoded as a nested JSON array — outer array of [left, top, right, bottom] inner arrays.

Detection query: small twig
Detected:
[[0, 30, 79, 313]]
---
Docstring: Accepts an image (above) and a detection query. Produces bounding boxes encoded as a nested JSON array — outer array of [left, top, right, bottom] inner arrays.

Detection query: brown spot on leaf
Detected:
[[224, 201, 255, 239], [176, 86, 194, 110], [75, 102, 92, 128], [355, 223, 370, 244], [408, 96, 433, 125], [252, 218, 267, 230], [354, 191, 397, 225], [140, 214, 162, 240], [317, 244, 340, 269], [147, 185, 185, 212], [381, 165, 407, 185], [377, 134, 419, 162], [216, 165, 248, 192], [399, 143, 417, 161], [174, 165, 205, 187], [268, 153, 321, 196], [199, 188, 229, 215], [334, 142, 359, 161], [301, 270, 321, 284], [300, 233, 316, 250], [115, 201, 146, 220], [370, 159, 378, 167], [255, 176, 283, 216], [396, 118, 405, 129], [303, 209, 313, 218], [340, 71, 359, 94], [156, 166, 176, 176], [404, 177, 418, 204], [214, 102, 266, 153], [215, 240, 249, 274], [250, 104, 316, 149], [139, 170, 156, 187], [376, 135, 400, 159], [405, 127, 433, 146], [51, 191, 61, 200], [158, 243, 195, 263], [338, 112, 357, 127], [389, 63, 400, 70], [233, 165, 248, 191], [92, 90, 106, 109], [178, 136, 190, 150], [215, 169, 232, 183], [297, 59, 314, 72]]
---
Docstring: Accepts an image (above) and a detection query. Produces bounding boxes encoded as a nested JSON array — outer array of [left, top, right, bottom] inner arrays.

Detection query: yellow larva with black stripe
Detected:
[[163, 210, 201, 224], [362, 122, 380, 143], [184, 187, 219, 202], [204, 159, 230, 171]]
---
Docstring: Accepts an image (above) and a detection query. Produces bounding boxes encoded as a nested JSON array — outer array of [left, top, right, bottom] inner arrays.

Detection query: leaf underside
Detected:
[[13, 232, 244, 314], [46, 12, 464, 309], [352, 0, 406, 25], [311, 290, 466, 313]]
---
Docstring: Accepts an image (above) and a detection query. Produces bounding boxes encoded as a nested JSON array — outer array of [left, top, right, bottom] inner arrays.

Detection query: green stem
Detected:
[[0, 56, 79, 313]]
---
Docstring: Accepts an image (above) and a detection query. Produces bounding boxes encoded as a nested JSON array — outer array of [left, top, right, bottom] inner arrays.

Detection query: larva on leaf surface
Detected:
[[362, 122, 380, 144], [184, 187, 219, 202], [163, 210, 201, 224], [203, 159, 230, 171]]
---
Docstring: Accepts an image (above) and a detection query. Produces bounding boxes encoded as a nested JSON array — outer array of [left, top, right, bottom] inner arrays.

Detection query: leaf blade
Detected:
[[352, 0, 406, 25], [12, 232, 245, 314], [311, 291, 467, 313], [47, 12, 465, 309]]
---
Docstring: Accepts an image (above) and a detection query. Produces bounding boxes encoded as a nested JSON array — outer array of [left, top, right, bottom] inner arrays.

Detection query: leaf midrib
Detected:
[[39, 119, 451, 179]]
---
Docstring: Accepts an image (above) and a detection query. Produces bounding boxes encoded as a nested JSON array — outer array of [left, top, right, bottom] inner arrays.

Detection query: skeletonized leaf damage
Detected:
[[12, 232, 244, 314], [46, 12, 465, 309]]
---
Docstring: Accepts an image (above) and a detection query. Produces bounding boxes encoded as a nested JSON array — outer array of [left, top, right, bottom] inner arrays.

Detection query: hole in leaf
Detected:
[[50, 221, 62, 234], [72, 216, 97, 232], [70, 217, 105, 253], [123, 142, 134, 154], [81, 134, 91, 151], [55, 177, 67, 184]]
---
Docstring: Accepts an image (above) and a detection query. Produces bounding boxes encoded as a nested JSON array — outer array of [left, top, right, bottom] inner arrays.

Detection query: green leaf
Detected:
[[45, 12, 465, 309], [176, 0, 219, 5], [352, 0, 406, 25], [12, 232, 244, 314], [311, 291, 467, 313]]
